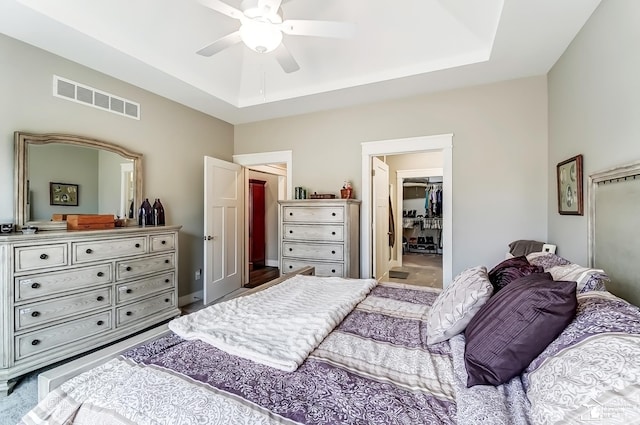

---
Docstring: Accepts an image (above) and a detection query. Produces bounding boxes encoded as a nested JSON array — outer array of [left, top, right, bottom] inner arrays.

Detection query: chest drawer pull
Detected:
[[161, 240, 167, 245], [126, 311, 132, 316], [332, 269, 336, 273], [126, 266, 132, 271], [289, 248, 293, 252], [126, 289, 133, 294], [31, 311, 40, 317], [331, 250, 336, 254], [164, 259, 170, 264], [332, 231, 336, 235], [97, 296, 104, 301], [332, 212, 336, 216], [85, 248, 93, 254], [165, 279, 170, 283], [31, 339, 40, 346], [135, 243, 140, 248], [289, 265, 293, 269], [97, 320, 104, 326], [289, 230, 293, 234], [165, 298, 170, 303], [39, 254, 48, 260], [289, 212, 293, 216], [97, 271, 104, 277], [31, 282, 41, 289]]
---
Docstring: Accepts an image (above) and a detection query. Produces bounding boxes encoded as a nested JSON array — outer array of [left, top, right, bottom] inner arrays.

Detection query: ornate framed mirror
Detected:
[[14, 132, 143, 230]]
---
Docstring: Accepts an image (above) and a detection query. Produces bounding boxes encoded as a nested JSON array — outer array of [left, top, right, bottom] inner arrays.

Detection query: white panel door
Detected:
[[372, 157, 389, 281], [204, 156, 244, 304]]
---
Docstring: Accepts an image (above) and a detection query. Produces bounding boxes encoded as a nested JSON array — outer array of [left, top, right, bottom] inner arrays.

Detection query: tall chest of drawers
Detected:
[[0, 225, 181, 396], [279, 199, 360, 278]]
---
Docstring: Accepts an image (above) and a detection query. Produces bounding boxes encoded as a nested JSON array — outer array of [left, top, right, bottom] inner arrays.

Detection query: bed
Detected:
[[19, 256, 640, 425]]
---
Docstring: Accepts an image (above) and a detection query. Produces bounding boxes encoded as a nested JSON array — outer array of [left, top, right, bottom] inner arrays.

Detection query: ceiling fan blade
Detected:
[[274, 43, 300, 73], [280, 20, 355, 39], [198, 0, 243, 20], [196, 31, 242, 57], [258, 0, 283, 15]]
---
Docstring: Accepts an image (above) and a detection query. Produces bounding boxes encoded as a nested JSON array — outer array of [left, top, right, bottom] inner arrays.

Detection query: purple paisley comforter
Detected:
[[22, 282, 464, 425]]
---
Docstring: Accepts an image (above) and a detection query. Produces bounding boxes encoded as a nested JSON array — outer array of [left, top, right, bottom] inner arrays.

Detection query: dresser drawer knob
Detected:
[[161, 240, 167, 245], [126, 266, 132, 271], [126, 311, 132, 316], [289, 265, 293, 269], [31, 311, 40, 317], [331, 231, 336, 235], [165, 279, 170, 283], [39, 253, 48, 260], [135, 243, 141, 248], [164, 259, 170, 264], [31, 282, 41, 289], [97, 271, 104, 277], [332, 212, 336, 217], [97, 296, 104, 301], [289, 230, 293, 234], [289, 248, 293, 252], [97, 320, 104, 326], [164, 298, 170, 303], [31, 339, 40, 346], [331, 250, 336, 254], [126, 289, 133, 294], [332, 269, 336, 273], [85, 248, 93, 254]]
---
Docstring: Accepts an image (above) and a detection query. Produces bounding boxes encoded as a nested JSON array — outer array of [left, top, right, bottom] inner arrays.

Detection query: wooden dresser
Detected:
[[0, 225, 181, 396], [279, 199, 360, 278]]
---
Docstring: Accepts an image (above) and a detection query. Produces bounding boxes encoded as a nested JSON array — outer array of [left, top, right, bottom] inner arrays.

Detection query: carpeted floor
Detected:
[[0, 365, 48, 425], [383, 253, 443, 288]]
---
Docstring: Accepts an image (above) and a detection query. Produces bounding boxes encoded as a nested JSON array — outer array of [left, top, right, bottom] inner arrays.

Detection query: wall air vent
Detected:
[[53, 75, 140, 120]]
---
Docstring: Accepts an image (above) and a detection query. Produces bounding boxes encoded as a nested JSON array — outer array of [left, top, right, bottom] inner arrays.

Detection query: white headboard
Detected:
[[589, 160, 640, 307]]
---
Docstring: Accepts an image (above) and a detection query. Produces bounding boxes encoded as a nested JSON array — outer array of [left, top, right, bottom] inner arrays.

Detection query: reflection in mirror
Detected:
[[15, 132, 142, 230]]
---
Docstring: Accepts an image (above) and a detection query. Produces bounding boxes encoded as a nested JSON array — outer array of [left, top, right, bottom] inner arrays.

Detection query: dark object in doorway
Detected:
[[389, 271, 410, 279]]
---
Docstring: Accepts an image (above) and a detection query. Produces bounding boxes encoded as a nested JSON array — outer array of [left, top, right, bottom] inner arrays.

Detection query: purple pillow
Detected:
[[464, 272, 577, 387], [488, 256, 544, 292]]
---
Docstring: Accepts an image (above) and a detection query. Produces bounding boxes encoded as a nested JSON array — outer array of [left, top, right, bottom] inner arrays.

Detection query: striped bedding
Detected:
[[20, 282, 530, 425]]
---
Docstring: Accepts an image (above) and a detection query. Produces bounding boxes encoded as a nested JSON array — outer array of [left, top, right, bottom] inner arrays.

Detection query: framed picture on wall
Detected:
[[557, 154, 583, 215], [50, 182, 79, 206]]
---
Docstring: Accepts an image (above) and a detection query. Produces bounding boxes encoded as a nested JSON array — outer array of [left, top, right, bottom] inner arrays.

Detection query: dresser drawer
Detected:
[[116, 272, 174, 303], [14, 244, 68, 272], [15, 264, 112, 301], [117, 291, 175, 327], [282, 259, 344, 277], [150, 233, 175, 252], [282, 242, 344, 261], [283, 224, 344, 242], [116, 253, 174, 281], [282, 206, 344, 223], [15, 311, 112, 360], [73, 236, 147, 263], [15, 287, 111, 331]]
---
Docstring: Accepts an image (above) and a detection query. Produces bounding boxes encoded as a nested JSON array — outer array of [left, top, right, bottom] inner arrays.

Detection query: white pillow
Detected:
[[426, 266, 493, 345]]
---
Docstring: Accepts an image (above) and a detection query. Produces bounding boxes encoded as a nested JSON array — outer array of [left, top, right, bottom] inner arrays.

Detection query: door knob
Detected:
[[204, 235, 217, 241]]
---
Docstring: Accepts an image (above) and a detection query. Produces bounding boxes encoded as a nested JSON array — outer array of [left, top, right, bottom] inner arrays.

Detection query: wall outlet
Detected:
[[195, 269, 201, 280]]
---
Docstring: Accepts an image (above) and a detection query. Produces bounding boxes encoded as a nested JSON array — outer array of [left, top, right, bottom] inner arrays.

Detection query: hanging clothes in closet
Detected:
[[424, 183, 443, 217]]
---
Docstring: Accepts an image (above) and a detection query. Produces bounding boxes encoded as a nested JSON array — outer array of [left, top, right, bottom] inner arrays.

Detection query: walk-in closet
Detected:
[[402, 178, 443, 255]]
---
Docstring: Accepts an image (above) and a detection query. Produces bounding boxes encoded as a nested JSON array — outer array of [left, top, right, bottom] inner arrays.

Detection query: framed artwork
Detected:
[[557, 154, 583, 215], [50, 182, 79, 206]]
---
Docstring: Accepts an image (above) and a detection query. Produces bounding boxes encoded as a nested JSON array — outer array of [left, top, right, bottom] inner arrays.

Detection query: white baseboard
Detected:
[[178, 290, 203, 307]]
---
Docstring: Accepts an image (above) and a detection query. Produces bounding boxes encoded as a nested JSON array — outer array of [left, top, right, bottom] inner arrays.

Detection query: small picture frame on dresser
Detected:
[[50, 182, 79, 206]]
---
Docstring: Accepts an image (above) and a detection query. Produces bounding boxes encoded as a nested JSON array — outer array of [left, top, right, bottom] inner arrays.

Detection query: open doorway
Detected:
[[361, 134, 453, 286]]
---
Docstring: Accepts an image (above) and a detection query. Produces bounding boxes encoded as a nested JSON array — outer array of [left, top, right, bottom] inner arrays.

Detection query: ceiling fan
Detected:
[[196, 0, 355, 73]]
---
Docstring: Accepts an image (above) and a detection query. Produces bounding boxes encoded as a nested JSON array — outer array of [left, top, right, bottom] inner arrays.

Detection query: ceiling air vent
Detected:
[[53, 75, 140, 120]]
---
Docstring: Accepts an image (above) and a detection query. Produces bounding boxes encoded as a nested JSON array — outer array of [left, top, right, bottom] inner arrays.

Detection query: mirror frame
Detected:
[[14, 131, 143, 230]]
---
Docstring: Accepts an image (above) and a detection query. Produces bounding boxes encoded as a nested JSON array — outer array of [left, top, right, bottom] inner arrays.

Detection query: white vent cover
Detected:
[[53, 75, 140, 120]]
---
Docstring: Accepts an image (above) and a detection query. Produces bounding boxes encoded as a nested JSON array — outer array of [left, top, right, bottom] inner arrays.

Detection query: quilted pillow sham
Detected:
[[464, 272, 577, 387], [426, 266, 493, 345], [488, 256, 544, 292]]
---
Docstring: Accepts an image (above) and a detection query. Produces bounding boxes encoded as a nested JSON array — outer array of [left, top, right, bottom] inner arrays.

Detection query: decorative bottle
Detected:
[[156, 198, 165, 225], [139, 198, 152, 226]]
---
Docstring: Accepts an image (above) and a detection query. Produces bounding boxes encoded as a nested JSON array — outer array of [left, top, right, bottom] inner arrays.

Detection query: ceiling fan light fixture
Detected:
[[240, 20, 283, 53]]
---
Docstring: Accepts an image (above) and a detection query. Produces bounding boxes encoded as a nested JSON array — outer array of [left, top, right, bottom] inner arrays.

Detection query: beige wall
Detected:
[[548, 0, 640, 265], [235, 76, 549, 276], [0, 33, 234, 298]]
